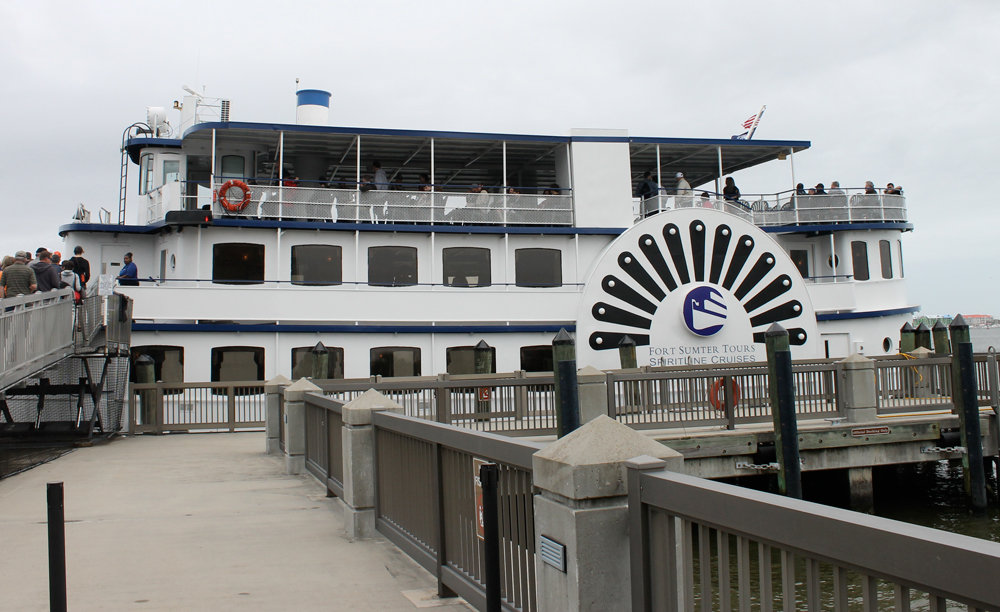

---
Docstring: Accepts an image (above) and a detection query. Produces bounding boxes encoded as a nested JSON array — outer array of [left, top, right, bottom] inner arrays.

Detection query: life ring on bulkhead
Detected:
[[218, 180, 252, 212], [708, 378, 740, 412]]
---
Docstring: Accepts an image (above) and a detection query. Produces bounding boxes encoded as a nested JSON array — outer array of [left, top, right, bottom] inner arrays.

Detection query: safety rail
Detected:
[[370, 410, 543, 612], [315, 372, 558, 436], [875, 354, 995, 414], [302, 393, 345, 496], [627, 463, 1000, 612], [0, 288, 75, 391], [127, 381, 266, 434], [213, 184, 574, 226]]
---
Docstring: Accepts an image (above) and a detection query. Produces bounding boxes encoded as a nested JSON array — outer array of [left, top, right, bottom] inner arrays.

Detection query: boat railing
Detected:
[[211, 182, 574, 226], [0, 288, 76, 391]]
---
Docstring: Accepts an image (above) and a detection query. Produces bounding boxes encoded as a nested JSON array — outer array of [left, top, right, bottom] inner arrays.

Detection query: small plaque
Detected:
[[851, 426, 890, 437], [477, 387, 491, 402], [540, 535, 566, 572], [473, 458, 486, 540]]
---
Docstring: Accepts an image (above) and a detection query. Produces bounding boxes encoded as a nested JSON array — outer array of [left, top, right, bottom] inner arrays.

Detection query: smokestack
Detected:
[[296, 89, 331, 126]]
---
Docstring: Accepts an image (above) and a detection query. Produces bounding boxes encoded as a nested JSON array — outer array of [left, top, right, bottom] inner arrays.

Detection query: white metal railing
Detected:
[[637, 189, 907, 227], [213, 184, 574, 226], [0, 288, 75, 391]]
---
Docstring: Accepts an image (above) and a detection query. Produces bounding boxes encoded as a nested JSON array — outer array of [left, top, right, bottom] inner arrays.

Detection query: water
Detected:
[[971, 326, 1000, 352]]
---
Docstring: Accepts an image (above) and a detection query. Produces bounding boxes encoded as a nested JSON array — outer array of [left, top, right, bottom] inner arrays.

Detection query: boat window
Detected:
[[519, 345, 553, 372], [221, 155, 245, 179], [879, 240, 893, 279], [291, 245, 342, 285], [162, 159, 180, 184], [446, 346, 497, 375], [851, 241, 869, 281], [211, 346, 265, 382], [370, 347, 421, 377], [139, 154, 153, 195], [369, 246, 417, 287], [442, 247, 491, 287], [789, 249, 809, 279], [291, 346, 345, 379], [897, 241, 904, 277], [129, 345, 184, 383], [213, 243, 265, 285], [515, 248, 562, 287]]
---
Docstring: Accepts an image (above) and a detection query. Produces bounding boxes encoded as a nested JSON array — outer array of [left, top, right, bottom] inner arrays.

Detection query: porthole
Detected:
[[170, 254, 176, 270], [827, 254, 840, 269], [883, 337, 892, 352]]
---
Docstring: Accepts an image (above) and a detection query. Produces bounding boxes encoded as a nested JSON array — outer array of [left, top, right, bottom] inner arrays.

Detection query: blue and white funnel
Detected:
[[296, 89, 331, 126]]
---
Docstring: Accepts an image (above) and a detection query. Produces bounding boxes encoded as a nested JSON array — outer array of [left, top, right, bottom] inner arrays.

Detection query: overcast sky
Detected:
[[1, 0, 996, 316]]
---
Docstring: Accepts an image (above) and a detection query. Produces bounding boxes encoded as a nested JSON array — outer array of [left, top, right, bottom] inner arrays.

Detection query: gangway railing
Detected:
[[0, 289, 75, 391]]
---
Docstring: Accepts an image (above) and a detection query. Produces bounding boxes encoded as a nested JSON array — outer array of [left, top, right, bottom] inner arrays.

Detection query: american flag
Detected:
[[742, 116, 756, 130]]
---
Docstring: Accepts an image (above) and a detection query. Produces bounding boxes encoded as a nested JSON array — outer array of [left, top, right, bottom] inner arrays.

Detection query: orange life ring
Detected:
[[708, 378, 740, 412], [218, 180, 251, 212]]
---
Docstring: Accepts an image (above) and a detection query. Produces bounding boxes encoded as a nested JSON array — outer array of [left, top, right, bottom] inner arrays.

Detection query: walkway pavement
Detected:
[[0, 432, 472, 611]]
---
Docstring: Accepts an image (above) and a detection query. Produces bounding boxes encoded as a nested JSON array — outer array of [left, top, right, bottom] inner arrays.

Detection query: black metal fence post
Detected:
[[47, 481, 67, 612], [766, 324, 802, 499], [552, 328, 575, 435], [957, 341, 988, 512], [479, 462, 501, 612]]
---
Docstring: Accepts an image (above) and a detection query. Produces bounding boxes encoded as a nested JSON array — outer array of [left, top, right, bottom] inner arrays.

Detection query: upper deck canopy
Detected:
[[128, 121, 809, 191]]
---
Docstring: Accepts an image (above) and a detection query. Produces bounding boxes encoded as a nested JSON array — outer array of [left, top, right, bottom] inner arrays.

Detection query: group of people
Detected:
[[0, 246, 91, 299], [794, 181, 903, 196]]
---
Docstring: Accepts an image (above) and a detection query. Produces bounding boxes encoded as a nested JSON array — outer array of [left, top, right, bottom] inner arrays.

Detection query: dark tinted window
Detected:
[[442, 247, 491, 287], [291, 245, 342, 285], [213, 243, 265, 284], [879, 240, 893, 279], [790, 249, 809, 279], [130, 345, 184, 383], [370, 347, 421, 377], [520, 345, 553, 372], [446, 346, 497, 375], [369, 246, 417, 287], [851, 241, 869, 281], [515, 248, 562, 287], [211, 346, 265, 381], [291, 346, 344, 379]]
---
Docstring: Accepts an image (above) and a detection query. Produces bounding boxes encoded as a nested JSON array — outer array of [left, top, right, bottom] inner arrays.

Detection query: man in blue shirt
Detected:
[[117, 252, 139, 286]]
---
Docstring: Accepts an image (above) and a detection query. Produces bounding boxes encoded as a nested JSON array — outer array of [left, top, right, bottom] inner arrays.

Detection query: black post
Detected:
[[957, 341, 988, 511], [475, 340, 493, 420], [557, 359, 580, 437], [618, 335, 637, 369], [551, 329, 575, 435], [310, 341, 329, 380], [914, 323, 932, 351], [47, 482, 67, 612], [932, 321, 951, 355], [766, 324, 802, 499], [480, 463, 501, 612], [899, 322, 915, 354]]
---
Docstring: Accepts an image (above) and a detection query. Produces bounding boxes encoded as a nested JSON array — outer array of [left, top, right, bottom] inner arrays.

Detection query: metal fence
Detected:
[[317, 372, 558, 436], [303, 393, 344, 497], [372, 411, 543, 612], [628, 463, 1000, 612], [0, 289, 75, 391], [127, 381, 266, 434], [214, 185, 574, 226], [874, 355, 996, 414]]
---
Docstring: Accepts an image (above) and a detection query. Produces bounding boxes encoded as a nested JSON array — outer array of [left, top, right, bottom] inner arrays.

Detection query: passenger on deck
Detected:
[[1, 252, 36, 298], [813, 183, 827, 195], [829, 181, 844, 195], [418, 174, 432, 192], [29, 250, 61, 292], [675, 172, 691, 206], [543, 183, 561, 196], [700, 192, 714, 209], [372, 161, 389, 191], [865, 181, 877, 194], [635, 172, 659, 200], [59, 260, 81, 298], [722, 177, 740, 202], [795, 183, 807, 195], [885, 183, 900, 195], [117, 253, 139, 287]]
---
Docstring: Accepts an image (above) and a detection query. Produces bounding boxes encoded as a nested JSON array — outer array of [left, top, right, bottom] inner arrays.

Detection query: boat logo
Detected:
[[682, 286, 727, 337]]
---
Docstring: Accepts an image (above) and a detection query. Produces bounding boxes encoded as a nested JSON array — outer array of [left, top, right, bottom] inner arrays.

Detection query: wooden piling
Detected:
[[310, 341, 329, 380], [899, 322, 915, 354], [551, 328, 574, 436], [766, 323, 802, 499], [914, 323, 932, 351], [932, 321, 951, 355], [956, 341, 988, 511]]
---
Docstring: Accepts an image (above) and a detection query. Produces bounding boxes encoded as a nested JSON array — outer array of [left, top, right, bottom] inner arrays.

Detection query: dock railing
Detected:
[[0, 288, 75, 391], [627, 459, 1000, 611], [127, 381, 266, 434]]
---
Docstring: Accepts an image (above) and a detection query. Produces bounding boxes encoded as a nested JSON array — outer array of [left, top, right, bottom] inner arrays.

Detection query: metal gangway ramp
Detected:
[[0, 288, 132, 441]]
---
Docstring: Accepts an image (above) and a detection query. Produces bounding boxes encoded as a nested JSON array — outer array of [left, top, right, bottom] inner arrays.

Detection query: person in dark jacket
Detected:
[[117, 253, 139, 286], [28, 250, 61, 292], [722, 177, 740, 202], [70, 245, 91, 289], [634, 172, 659, 200]]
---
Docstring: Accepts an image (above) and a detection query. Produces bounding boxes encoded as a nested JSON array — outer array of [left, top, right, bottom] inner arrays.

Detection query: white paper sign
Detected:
[[98, 274, 114, 296]]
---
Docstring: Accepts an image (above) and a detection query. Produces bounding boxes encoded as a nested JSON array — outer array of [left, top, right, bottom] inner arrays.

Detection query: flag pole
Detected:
[[746, 105, 766, 140]]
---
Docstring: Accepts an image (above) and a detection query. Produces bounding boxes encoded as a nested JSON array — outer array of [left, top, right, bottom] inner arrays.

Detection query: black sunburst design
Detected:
[[589, 218, 808, 350]]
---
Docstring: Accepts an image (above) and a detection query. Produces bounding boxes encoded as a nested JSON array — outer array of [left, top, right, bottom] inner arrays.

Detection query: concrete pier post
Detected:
[[839, 354, 878, 423], [766, 323, 802, 499], [264, 374, 291, 455], [577, 365, 610, 424], [532, 416, 682, 612], [341, 389, 404, 540], [899, 322, 915, 354], [932, 322, 951, 355], [283, 378, 322, 475]]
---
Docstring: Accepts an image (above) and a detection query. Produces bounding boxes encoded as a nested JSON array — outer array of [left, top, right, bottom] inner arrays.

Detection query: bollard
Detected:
[[135, 354, 156, 427], [475, 340, 493, 420], [47, 482, 67, 612], [766, 323, 802, 499], [957, 342, 988, 511], [480, 462, 501, 612], [899, 322, 915, 354], [310, 341, 329, 380], [932, 321, 951, 355], [557, 359, 580, 437], [914, 323, 932, 351], [551, 329, 575, 436], [950, 315, 972, 418], [618, 335, 637, 369]]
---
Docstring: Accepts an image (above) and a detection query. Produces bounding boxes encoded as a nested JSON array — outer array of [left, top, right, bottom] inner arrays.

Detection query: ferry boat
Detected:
[[58, 88, 917, 383]]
